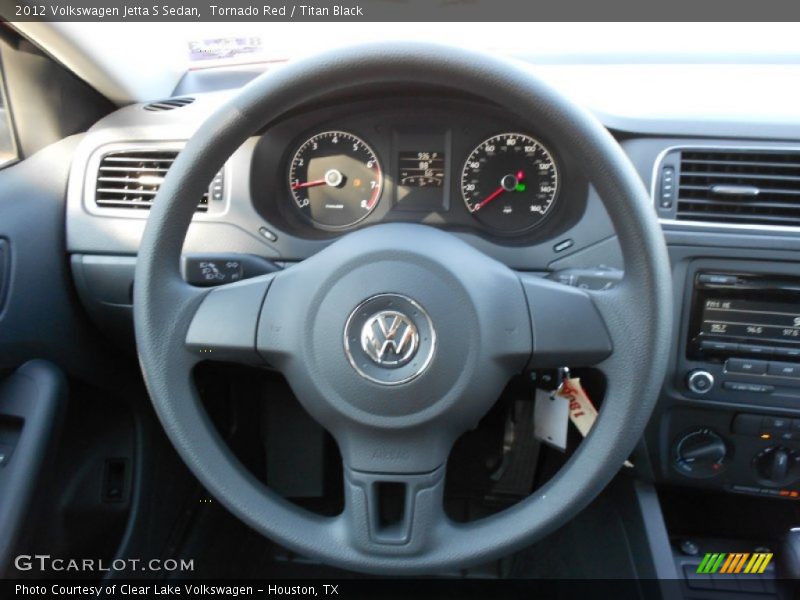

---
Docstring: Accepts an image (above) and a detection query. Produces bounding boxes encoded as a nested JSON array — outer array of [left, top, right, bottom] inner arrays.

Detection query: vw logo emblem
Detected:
[[360, 310, 419, 367], [344, 294, 436, 385]]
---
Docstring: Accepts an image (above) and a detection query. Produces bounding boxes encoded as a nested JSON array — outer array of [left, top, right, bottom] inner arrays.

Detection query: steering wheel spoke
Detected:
[[519, 273, 614, 369], [184, 273, 276, 364], [340, 464, 447, 554]]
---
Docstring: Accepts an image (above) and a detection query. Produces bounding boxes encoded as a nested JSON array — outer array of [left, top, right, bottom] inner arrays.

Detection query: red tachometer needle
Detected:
[[292, 179, 326, 190], [476, 186, 506, 210]]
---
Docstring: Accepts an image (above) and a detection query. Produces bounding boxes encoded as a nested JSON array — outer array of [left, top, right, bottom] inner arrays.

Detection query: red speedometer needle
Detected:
[[292, 179, 326, 190], [476, 186, 506, 210], [475, 171, 526, 211]]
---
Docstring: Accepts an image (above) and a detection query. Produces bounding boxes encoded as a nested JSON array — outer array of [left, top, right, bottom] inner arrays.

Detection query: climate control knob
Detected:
[[754, 446, 800, 487], [673, 428, 729, 478], [687, 369, 714, 395]]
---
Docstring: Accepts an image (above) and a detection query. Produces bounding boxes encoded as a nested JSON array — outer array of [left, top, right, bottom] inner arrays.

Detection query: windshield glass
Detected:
[[174, 23, 800, 68]]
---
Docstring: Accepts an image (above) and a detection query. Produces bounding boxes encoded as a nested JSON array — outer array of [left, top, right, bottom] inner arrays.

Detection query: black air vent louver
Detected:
[[676, 149, 800, 227], [143, 97, 195, 111], [95, 150, 208, 211]]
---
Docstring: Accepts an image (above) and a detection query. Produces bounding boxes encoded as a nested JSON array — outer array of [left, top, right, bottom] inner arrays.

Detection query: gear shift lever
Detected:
[[780, 527, 800, 579]]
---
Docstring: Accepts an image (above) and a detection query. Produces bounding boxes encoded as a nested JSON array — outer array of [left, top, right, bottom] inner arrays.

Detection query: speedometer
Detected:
[[461, 133, 559, 233], [289, 131, 382, 229]]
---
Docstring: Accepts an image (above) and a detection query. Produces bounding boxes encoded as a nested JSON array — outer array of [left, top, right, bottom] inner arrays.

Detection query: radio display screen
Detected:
[[701, 298, 800, 343]]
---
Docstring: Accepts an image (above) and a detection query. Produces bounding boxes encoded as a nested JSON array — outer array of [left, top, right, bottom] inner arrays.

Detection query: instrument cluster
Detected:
[[251, 97, 588, 243]]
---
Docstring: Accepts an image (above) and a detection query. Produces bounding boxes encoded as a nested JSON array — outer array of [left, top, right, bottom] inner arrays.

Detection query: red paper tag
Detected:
[[556, 377, 598, 437], [555, 377, 633, 468]]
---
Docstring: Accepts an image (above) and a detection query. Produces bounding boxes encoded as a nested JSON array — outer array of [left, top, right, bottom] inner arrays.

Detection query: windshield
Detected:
[[57, 22, 800, 71], [16, 22, 800, 106]]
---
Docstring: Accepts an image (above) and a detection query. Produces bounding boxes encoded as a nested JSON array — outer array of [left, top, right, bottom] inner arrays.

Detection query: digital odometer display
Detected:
[[701, 298, 800, 343], [395, 151, 446, 211], [398, 152, 445, 187]]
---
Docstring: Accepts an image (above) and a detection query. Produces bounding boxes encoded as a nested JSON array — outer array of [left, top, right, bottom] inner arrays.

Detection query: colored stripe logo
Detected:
[[696, 553, 773, 574]]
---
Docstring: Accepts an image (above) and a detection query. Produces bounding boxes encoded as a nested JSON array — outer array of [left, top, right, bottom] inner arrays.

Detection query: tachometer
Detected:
[[289, 131, 382, 229], [461, 133, 558, 233]]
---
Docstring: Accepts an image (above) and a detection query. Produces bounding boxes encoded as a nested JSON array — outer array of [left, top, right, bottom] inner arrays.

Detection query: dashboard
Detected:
[[62, 77, 800, 507]]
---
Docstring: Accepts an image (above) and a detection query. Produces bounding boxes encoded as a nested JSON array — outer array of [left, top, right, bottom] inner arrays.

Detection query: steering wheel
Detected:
[[133, 43, 672, 574]]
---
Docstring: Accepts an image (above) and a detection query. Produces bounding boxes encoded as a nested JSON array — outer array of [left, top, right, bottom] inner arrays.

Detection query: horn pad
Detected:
[[344, 293, 436, 385]]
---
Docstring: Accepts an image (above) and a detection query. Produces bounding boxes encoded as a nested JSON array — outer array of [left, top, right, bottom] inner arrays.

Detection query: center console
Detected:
[[652, 258, 800, 502]]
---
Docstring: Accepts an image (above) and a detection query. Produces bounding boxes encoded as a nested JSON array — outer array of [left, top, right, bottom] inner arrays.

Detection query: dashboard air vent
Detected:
[[95, 150, 209, 211], [143, 97, 195, 112], [674, 149, 800, 227]]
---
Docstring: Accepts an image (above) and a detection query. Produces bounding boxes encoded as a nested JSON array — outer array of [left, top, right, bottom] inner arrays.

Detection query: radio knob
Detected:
[[687, 369, 715, 394]]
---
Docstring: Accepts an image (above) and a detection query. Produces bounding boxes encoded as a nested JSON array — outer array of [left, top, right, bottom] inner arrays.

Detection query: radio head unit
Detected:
[[689, 272, 800, 362]]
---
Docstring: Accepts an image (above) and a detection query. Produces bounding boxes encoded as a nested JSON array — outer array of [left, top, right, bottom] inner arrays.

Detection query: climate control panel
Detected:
[[661, 407, 800, 500]]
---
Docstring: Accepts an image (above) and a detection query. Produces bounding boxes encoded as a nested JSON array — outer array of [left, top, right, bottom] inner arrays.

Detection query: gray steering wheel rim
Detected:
[[133, 42, 672, 574]]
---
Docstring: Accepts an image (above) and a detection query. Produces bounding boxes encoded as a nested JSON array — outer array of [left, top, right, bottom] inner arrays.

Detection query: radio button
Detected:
[[697, 273, 739, 285], [764, 416, 791, 430], [774, 347, 800, 360], [738, 344, 773, 358], [724, 382, 774, 393], [726, 358, 768, 375], [768, 362, 800, 379], [700, 340, 738, 353]]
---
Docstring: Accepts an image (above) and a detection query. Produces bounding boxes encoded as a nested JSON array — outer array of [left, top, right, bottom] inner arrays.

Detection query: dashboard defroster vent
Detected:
[[143, 97, 195, 111], [95, 150, 212, 211], [657, 148, 800, 228]]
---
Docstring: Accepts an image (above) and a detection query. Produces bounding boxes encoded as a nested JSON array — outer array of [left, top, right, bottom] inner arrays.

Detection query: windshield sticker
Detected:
[[188, 36, 265, 63]]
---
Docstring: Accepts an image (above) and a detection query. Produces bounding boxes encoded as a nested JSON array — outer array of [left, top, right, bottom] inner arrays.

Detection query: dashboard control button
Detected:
[[687, 370, 714, 394], [697, 273, 739, 285], [726, 358, 768, 375], [258, 227, 278, 242], [659, 167, 675, 209], [701, 340, 738, 353], [553, 239, 573, 253], [724, 382, 774, 393], [768, 361, 800, 378], [210, 170, 225, 201], [754, 446, 800, 487], [774, 347, 800, 360], [673, 428, 729, 478], [763, 417, 791, 430], [738, 344, 773, 357]]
